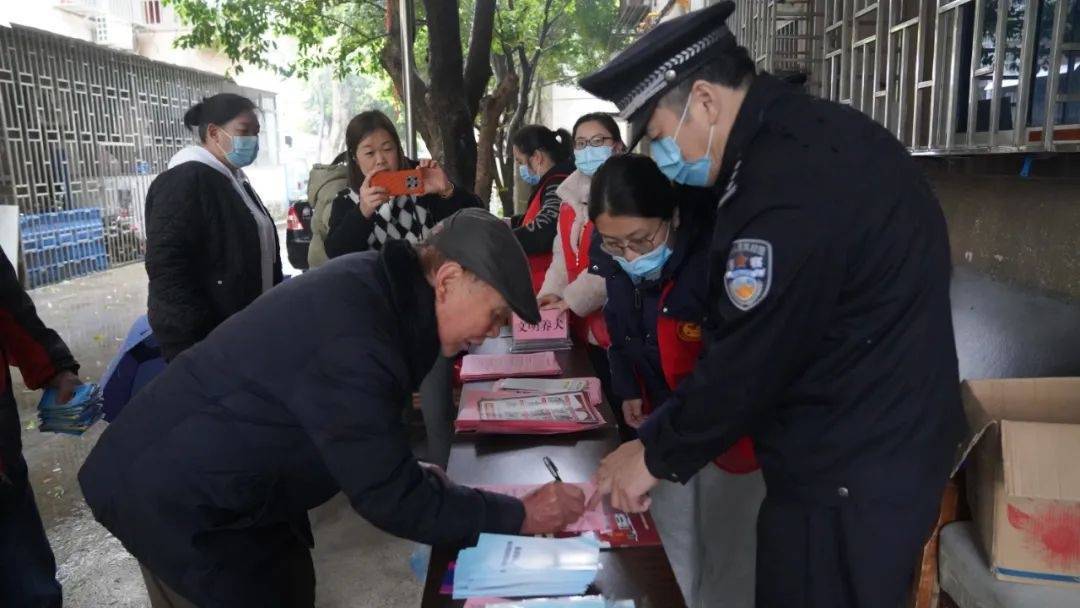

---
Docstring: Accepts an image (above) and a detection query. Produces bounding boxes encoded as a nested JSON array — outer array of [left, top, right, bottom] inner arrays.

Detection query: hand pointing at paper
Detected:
[[591, 440, 659, 514], [520, 482, 586, 534]]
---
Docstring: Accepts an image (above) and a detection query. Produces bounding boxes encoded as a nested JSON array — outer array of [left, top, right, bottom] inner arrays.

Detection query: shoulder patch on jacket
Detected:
[[724, 239, 772, 311]]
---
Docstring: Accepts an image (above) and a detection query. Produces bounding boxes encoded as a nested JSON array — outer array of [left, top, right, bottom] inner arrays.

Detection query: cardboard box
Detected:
[[956, 378, 1080, 588]]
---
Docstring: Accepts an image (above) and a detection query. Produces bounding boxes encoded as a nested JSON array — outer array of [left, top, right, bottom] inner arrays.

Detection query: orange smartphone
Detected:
[[370, 169, 426, 196]]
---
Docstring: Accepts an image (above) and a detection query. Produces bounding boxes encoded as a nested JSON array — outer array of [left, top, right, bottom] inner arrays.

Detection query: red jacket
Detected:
[[513, 165, 572, 293], [556, 204, 610, 348]]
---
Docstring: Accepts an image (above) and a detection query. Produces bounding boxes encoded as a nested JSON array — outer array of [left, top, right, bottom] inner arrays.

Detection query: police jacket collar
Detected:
[[379, 240, 441, 388], [715, 73, 795, 192], [589, 188, 713, 287]]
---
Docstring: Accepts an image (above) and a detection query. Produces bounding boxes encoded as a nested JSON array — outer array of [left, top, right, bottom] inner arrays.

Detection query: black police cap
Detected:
[[425, 208, 541, 325], [579, 1, 737, 148]]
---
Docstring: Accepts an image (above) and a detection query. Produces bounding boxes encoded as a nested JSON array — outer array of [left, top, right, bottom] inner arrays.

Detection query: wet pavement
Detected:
[[14, 244, 1080, 606]]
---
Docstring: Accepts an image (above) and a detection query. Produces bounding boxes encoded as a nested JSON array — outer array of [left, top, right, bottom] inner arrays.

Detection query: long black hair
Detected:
[[588, 154, 676, 221], [512, 125, 573, 165], [345, 110, 406, 191], [572, 112, 623, 146], [183, 93, 257, 142]]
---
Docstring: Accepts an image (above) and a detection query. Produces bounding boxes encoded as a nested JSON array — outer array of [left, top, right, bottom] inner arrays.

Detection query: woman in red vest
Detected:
[[509, 125, 575, 292], [537, 112, 628, 435], [588, 154, 765, 607]]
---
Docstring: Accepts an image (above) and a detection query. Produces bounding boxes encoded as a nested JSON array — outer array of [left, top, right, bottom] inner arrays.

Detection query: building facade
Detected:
[[0, 3, 281, 288], [731, 0, 1079, 154]]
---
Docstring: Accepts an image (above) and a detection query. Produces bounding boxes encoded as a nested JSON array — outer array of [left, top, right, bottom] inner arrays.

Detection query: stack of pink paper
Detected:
[[472, 483, 662, 548], [455, 389, 606, 435], [459, 351, 562, 382]]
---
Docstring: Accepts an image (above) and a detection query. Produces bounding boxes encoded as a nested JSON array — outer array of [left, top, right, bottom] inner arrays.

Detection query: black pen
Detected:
[[543, 456, 562, 482]]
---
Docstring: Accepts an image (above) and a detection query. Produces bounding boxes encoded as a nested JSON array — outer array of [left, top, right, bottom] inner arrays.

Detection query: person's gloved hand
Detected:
[[520, 482, 586, 534]]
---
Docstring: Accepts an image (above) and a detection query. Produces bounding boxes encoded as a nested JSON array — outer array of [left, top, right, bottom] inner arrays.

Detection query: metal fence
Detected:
[[733, 0, 1079, 154], [0, 24, 276, 287]]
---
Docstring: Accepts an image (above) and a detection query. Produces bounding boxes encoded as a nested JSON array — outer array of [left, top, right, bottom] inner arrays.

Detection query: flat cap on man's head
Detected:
[[425, 208, 541, 325]]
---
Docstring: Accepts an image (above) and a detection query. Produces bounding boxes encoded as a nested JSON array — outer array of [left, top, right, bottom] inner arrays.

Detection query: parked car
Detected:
[[285, 198, 313, 271]]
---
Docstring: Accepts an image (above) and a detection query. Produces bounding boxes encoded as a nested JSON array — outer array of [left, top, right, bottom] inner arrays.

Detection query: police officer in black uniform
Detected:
[[582, 3, 967, 606]]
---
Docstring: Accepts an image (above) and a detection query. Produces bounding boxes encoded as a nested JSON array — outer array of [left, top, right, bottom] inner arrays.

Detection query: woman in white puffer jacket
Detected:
[[537, 112, 632, 437]]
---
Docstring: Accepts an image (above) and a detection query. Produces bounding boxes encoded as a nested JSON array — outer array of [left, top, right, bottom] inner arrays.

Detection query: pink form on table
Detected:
[[473, 483, 606, 533], [460, 351, 562, 379]]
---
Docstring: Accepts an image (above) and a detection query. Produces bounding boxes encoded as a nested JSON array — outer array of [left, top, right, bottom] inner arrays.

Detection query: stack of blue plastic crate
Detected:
[[20, 209, 108, 288]]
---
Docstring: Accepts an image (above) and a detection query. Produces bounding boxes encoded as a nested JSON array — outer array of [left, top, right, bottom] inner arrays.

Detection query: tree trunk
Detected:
[[422, 0, 478, 191], [475, 72, 518, 207], [380, 1, 435, 157], [328, 79, 348, 157]]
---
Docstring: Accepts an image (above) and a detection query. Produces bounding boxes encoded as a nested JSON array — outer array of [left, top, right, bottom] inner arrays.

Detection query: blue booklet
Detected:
[[37, 383, 103, 435], [453, 533, 601, 599]]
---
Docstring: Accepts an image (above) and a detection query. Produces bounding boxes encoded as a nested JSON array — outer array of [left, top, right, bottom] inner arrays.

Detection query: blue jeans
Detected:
[[0, 452, 62, 607]]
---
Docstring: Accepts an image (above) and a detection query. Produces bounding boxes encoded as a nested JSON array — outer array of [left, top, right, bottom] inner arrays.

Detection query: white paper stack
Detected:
[[452, 533, 601, 599]]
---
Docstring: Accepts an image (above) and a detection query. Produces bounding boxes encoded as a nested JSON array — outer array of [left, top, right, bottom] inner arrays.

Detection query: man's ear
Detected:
[[433, 261, 465, 303], [692, 79, 723, 125]]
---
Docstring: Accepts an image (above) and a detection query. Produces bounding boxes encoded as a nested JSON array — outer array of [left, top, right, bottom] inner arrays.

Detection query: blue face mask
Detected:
[[519, 163, 541, 186], [220, 131, 259, 168], [650, 97, 714, 187], [574, 145, 614, 177], [615, 242, 674, 284]]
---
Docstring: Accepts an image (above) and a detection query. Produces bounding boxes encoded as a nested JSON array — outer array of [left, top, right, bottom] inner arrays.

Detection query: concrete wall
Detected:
[[918, 155, 1080, 303]]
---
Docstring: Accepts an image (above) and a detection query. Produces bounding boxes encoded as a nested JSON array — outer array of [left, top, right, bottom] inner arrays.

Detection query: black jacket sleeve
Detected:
[[513, 181, 562, 254], [637, 206, 838, 483], [420, 182, 484, 225], [0, 252, 78, 389], [426, 183, 484, 220], [324, 192, 375, 259], [144, 170, 216, 360], [602, 301, 641, 401], [292, 336, 524, 547]]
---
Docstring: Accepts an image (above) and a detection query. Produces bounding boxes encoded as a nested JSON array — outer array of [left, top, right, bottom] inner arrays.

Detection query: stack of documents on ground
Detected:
[[452, 533, 601, 599], [474, 483, 661, 548], [460, 352, 562, 382], [511, 309, 573, 353], [492, 377, 602, 405], [456, 388, 605, 435], [37, 383, 103, 435], [463, 596, 635, 607]]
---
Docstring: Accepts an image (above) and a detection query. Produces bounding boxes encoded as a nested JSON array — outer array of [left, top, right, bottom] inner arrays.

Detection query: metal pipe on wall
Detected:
[[398, 0, 416, 158]]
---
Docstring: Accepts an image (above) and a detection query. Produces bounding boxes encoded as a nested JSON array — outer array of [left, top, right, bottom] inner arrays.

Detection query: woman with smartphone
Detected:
[[323, 111, 482, 258]]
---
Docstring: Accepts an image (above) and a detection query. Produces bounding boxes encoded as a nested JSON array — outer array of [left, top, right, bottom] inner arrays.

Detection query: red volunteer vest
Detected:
[[557, 204, 611, 349], [521, 171, 569, 293], [647, 282, 759, 474]]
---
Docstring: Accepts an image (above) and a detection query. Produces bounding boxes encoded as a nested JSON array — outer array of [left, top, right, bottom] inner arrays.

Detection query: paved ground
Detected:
[[17, 231, 423, 607], [15, 232, 1080, 607]]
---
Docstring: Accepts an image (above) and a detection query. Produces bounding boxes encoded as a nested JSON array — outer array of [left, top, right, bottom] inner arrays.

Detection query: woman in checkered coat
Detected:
[[323, 111, 483, 258]]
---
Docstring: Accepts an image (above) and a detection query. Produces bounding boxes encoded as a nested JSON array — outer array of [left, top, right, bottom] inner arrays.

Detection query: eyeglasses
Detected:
[[599, 221, 670, 257], [573, 135, 615, 150]]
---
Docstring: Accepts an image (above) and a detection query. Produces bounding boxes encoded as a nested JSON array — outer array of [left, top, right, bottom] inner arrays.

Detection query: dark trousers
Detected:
[[143, 525, 316, 608], [585, 344, 633, 441], [0, 452, 62, 608], [755, 488, 942, 608]]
